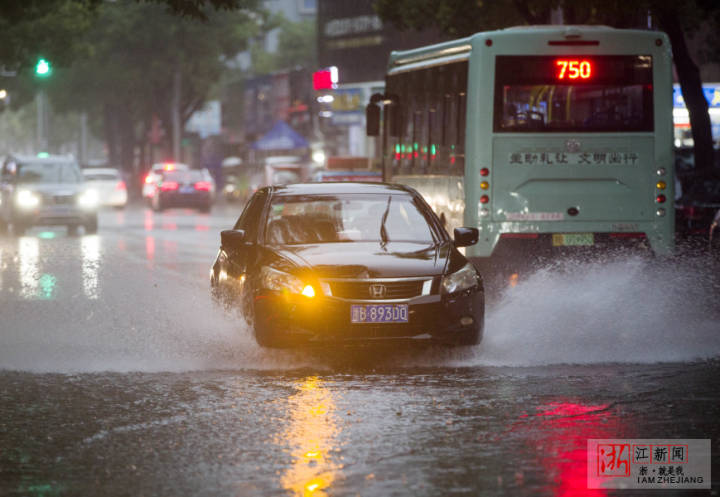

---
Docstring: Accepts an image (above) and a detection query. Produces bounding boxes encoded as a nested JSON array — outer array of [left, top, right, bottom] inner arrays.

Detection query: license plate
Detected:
[[552, 233, 595, 246], [350, 304, 408, 323], [180, 186, 194, 194]]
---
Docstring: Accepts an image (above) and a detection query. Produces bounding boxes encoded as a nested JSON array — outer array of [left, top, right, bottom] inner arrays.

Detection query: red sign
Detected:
[[555, 59, 592, 80]]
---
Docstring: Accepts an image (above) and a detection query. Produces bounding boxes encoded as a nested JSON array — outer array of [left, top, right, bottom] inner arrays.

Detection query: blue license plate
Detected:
[[350, 304, 408, 323], [180, 186, 194, 194]]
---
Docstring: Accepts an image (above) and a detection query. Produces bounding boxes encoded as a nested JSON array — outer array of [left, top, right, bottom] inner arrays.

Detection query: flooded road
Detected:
[[1, 204, 719, 496]]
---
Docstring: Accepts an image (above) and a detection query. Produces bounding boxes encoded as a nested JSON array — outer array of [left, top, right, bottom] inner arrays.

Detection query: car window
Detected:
[[17, 162, 82, 184], [233, 192, 267, 241], [265, 194, 436, 245], [163, 171, 203, 183]]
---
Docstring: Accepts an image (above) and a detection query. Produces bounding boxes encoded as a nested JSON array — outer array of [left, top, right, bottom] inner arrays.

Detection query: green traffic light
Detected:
[[35, 58, 51, 77]]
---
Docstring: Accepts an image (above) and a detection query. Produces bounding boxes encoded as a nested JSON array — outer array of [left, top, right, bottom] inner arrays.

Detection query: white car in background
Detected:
[[82, 168, 128, 208]]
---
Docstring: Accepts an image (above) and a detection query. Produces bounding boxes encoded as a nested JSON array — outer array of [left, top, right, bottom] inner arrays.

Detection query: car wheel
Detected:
[[0, 218, 7, 234], [84, 215, 99, 234], [67, 224, 80, 236]]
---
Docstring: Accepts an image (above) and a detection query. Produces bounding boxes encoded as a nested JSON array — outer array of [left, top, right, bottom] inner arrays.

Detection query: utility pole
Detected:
[[172, 69, 181, 162], [36, 91, 48, 151], [80, 112, 88, 164]]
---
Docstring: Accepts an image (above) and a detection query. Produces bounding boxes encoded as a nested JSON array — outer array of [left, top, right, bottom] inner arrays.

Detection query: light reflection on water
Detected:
[[278, 377, 342, 497], [81, 235, 100, 299], [14, 234, 101, 301], [18, 236, 39, 299]]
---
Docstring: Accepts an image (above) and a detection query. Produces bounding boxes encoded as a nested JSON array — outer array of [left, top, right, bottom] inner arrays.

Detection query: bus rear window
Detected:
[[494, 55, 653, 132]]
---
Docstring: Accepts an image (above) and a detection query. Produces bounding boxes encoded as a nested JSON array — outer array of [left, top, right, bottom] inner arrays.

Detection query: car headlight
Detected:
[[441, 262, 480, 295], [260, 266, 315, 297], [77, 189, 99, 209], [16, 189, 40, 208]]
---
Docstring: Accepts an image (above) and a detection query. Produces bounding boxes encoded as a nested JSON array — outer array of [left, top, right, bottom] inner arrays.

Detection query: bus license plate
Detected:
[[552, 233, 594, 246], [351, 304, 408, 323]]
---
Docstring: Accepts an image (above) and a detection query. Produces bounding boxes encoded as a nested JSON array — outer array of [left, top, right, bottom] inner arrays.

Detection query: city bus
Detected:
[[366, 25, 675, 265]]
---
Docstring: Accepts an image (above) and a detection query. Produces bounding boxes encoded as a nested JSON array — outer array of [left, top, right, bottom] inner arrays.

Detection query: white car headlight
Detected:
[[260, 266, 306, 295], [16, 189, 40, 208], [78, 189, 99, 209], [441, 262, 480, 295]]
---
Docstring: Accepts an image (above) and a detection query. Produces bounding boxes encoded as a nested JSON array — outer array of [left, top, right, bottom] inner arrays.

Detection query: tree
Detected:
[[38, 0, 266, 182], [374, 0, 720, 176]]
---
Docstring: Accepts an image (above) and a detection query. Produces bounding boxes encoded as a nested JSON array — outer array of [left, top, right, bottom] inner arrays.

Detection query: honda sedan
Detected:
[[210, 183, 484, 348]]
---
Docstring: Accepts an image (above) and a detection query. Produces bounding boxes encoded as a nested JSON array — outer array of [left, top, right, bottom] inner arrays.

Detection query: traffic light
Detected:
[[35, 58, 52, 77]]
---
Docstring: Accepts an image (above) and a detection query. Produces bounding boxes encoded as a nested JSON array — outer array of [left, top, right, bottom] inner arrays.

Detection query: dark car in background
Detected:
[[150, 169, 214, 212], [0, 154, 99, 235], [210, 182, 484, 348]]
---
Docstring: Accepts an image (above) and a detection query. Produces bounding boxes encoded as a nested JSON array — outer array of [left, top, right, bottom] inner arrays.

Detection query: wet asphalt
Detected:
[[1, 203, 719, 496]]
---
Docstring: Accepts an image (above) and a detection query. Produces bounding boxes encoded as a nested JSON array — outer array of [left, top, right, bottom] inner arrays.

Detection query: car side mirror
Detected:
[[366, 102, 380, 136], [454, 227, 479, 247], [221, 229, 247, 250]]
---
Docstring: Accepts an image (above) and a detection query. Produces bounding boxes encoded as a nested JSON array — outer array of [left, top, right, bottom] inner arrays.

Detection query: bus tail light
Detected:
[[655, 194, 666, 204], [656, 180, 666, 190], [480, 195, 489, 204], [480, 168, 489, 176], [480, 181, 489, 190]]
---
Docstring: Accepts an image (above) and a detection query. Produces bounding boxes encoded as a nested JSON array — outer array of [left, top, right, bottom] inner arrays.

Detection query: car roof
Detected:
[[313, 170, 382, 177], [9, 154, 77, 165], [267, 182, 416, 196]]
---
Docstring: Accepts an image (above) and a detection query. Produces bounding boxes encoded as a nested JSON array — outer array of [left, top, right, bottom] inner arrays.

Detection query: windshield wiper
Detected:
[[379, 195, 391, 249]]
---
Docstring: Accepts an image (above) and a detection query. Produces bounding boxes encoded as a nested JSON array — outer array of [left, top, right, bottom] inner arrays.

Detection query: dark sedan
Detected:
[[210, 183, 484, 348], [150, 169, 213, 212]]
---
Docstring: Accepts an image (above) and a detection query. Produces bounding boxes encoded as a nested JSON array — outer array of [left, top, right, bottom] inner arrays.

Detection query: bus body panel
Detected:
[[490, 135, 656, 222]]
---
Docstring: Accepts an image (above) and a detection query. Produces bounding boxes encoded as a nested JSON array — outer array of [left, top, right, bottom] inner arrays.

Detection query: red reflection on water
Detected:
[[195, 225, 210, 231], [161, 222, 177, 231], [511, 400, 621, 496], [145, 236, 155, 260], [117, 239, 126, 251], [144, 210, 153, 231]]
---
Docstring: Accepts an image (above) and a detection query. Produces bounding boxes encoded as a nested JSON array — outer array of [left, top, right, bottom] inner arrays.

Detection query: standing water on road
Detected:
[[0, 210, 718, 496]]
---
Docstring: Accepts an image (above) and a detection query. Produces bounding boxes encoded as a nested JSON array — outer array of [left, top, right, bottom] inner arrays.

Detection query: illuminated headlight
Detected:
[[16, 189, 40, 208], [77, 189, 99, 209], [441, 262, 479, 295], [260, 266, 315, 297]]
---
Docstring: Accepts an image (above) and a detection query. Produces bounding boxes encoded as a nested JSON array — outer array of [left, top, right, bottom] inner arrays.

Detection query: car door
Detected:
[[218, 191, 267, 299]]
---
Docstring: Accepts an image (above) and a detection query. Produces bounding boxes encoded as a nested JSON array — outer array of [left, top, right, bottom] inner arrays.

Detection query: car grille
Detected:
[[327, 279, 427, 300], [53, 194, 75, 205]]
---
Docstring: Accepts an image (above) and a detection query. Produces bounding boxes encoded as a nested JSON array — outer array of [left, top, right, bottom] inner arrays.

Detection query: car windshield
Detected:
[[265, 194, 436, 245], [17, 162, 83, 184], [162, 170, 204, 182]]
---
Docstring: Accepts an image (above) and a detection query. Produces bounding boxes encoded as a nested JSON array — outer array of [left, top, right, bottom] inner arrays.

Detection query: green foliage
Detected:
[[249, 17, 317, 74], [0, 0, 95, 71]]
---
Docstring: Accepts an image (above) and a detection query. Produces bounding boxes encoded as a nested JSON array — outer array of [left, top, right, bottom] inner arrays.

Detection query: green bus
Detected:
[[367, 26, 674, 261]]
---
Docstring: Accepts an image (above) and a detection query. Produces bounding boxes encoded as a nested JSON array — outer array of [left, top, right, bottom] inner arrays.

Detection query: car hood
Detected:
[[269, 241, 451, 278], [17, 183, 85, 195]]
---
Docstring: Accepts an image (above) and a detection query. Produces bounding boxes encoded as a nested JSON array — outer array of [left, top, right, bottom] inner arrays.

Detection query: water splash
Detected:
[[471, 254, 720, 366]]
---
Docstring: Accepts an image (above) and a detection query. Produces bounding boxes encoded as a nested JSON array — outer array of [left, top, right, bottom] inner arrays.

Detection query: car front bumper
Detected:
[[253, 289, 484, 347], [13, 205, 97, 227]]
